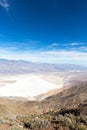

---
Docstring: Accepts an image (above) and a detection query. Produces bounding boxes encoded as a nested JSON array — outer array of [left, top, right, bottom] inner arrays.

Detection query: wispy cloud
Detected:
[[63, 42, 84, 47], [43, 42, 87, 53], [0, 40, 86, 66], [0, 0, 14, 21], [78, 46, 87, 51], [47, 43, 60, 50], [0, 46, 87, 66], [50, 43, 59, 46], [0, 0, 9, 12], [48, 42, 85, 49], [69, 42, 81, 46]]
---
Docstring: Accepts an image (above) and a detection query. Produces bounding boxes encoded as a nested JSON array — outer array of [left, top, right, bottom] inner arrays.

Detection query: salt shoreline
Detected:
[[0, 74, 64, 98]]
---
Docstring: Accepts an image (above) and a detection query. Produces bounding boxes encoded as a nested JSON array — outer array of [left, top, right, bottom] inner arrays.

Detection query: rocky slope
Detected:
[[0, 82, 87, 115], [0, 82, 87, 130], [39, 82, 87, 112], [0, 103, 87, 130]]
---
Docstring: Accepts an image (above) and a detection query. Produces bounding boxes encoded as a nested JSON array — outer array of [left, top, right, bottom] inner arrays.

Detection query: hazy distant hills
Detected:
[[0, 59, 86, 74]]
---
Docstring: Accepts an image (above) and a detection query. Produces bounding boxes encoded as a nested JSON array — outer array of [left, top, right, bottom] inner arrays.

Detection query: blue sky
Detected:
[[0, 0, 87, 66]]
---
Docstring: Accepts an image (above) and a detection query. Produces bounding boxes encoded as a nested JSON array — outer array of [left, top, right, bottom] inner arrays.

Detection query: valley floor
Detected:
[[0, 74, 64, 99]]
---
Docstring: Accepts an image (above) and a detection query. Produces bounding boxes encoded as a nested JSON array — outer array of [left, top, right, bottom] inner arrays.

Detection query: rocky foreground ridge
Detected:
[[0, 82, 87, 130]]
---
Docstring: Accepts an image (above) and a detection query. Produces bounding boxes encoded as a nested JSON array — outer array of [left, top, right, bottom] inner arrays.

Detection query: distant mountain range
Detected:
[[0, 59, 86, 74]]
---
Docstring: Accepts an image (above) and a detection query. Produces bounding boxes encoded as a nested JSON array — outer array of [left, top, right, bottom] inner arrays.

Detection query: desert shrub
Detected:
[[55, 114, 64, 122], [9, 116, 16, 122], [0, 116, 4, 124], [77, 123, 87, 130], [64, 116, 72, 125], [23, 115, 50, 129], [10, 128, 23, 130], [80, 116, 87, 124]]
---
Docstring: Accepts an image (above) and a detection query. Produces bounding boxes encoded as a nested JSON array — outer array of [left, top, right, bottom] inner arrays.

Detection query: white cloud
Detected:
[[51, 43, 59, 46], [69, 42, 80, 46], [79, 46, 87, 51], [0, 40, 86, 66], [47, 43, 59, 49], [63, 42, 85, 47], [0, 47, 87, 66]]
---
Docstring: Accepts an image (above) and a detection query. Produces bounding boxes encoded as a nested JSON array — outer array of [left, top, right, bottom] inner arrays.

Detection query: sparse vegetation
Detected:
[[0, 82, 87, 130], [0, 104, 86, 130]]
